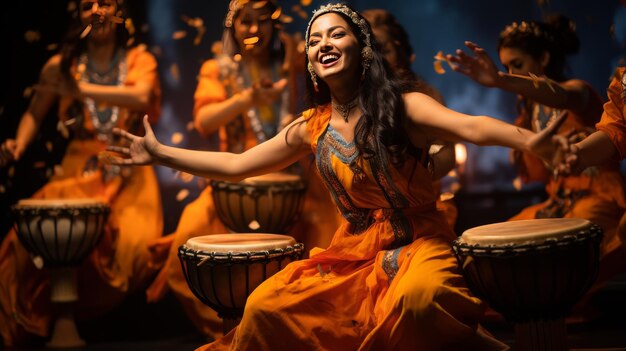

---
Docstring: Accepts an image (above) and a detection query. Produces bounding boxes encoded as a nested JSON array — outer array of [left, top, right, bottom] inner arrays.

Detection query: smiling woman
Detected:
[[104, 3, 567, 350]]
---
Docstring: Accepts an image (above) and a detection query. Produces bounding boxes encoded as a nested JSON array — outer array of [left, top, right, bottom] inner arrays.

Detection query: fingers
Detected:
[[274, 78, 288, 91], [142, 114, 153, 134], [106, 145, 130, 155], [544, 110, 568, 135], [112, 127, 138, 141]]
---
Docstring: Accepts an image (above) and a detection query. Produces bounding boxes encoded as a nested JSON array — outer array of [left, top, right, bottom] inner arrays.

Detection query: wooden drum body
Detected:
[[210, 173, 306, 233], [452, 218, 602, 351], [12, 198, 109, 348], [178, 233, 303, 333]]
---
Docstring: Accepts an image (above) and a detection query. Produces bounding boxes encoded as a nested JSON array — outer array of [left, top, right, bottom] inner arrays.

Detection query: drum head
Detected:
[[240, 173, 301, 185], [459, 218, 592, 246], [185, 233, 297, 252], [16, 198, 107, 208]]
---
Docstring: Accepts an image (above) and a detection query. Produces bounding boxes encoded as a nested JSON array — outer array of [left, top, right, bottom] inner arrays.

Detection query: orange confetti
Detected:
[[433, 60, 446, 75], [23, 86, 33, 98], [177, 171, 194, 183], [170, 63, 180, 82], [171, 132, 184, 145], [24, 30, 41, 43], [291, 5, 308, 19], [172, 30, 187, 40], [186, 121, 195, 131], [248, 220, 261, 230], [300, 0, 312, 6], [176, 189, 190, 201], [513, 176, 523, 191], [271, 8, 282, 20]]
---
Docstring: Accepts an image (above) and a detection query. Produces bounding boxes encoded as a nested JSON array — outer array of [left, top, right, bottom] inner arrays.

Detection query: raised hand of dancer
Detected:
[[447, 41, 501, 87], [104, 115, 159, 166], [245, 78, 288, 107], [526, 110, 569, 169]]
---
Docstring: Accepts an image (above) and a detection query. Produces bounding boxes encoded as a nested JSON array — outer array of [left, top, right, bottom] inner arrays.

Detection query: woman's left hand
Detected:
[[103, 115, 160, 166]]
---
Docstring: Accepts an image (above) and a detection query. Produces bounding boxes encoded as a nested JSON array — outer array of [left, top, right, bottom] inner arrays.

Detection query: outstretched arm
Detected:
[[106, 115, 311, 181], [448, 41, 590, 113], [404, 92, 566, 163]]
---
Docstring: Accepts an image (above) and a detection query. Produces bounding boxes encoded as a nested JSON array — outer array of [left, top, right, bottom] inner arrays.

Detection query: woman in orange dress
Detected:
[[448, 16, 626, 287], [0, 0, 162, 346], [144, 0, 340, 340], [109, 4, 563, 350]]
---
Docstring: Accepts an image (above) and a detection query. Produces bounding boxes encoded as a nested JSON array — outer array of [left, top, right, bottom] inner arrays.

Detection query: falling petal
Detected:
[[233, 54, 242, 62], [281, 15, 293, 24], [433, 60, 445, 74], [194, 26, 206, 46], [176, 189, 190, 201], [301, 0, 312, 6], [23, 86, 33, 98], [271, 8, 282, 20], [433, 50, 446, 61], [172, 30, 187, 40], [177, 171, 194, 183], [32, 256, 44, 270], [126, 37, 135, 47], [186, 121, 195, 131], [513, 177, 523, 191], [252, 1, 268, 9], [248, 220, 260, 230], [45, 141, 53, 152], [211, 41, 223, 55], [170, 63, 180, 82], [171, 132, 184, 145], [291, 5, 308, 19], [125, 18, 135, 35], [24, 30, 41, 43]]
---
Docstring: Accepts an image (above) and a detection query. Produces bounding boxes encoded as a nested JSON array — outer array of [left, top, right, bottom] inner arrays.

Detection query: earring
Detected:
[[361, 46, 374, 80], [308, 62, 319, 92]]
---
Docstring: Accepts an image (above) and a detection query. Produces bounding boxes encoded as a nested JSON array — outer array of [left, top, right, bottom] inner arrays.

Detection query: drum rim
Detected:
[[452, 223, 603, 257], [178, 242, 304, 263], [14, 198, 109, 209], [458, 218, 593, 245]]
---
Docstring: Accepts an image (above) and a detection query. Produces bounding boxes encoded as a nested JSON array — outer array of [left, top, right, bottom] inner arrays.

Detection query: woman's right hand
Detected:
[[447, 41, 502, 88], [0, 139, 19, 167], [104, 115, 160, 166]]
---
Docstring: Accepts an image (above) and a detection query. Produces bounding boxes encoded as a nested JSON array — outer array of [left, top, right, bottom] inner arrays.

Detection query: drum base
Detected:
[[514, 318, 567, 351], [46, 304, 85, 348]]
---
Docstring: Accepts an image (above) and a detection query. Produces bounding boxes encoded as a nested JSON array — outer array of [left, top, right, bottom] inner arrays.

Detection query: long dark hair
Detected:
[[59, 0, 130, 80], [305, 6, 410, 169]]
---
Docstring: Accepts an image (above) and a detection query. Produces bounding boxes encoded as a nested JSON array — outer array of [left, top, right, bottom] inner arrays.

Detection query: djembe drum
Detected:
[[210, 172, 306, 233], [178, 233, 303, 333], [12, 198, 109, 348], [452, 218, 602, 351]]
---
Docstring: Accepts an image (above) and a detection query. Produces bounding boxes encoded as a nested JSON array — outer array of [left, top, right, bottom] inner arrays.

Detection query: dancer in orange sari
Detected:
[[449, 16, 626, 288], [0, 0, 162, 346], [108, 4, 564, 350], [144, 0, 340, 339]]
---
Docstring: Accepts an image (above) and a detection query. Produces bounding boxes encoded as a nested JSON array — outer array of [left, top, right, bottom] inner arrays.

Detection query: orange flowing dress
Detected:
[[509, 82, 626, 286], [0, 46, 162, 346], [145, 58, 341, 339], [199, 105, 507, 351]]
